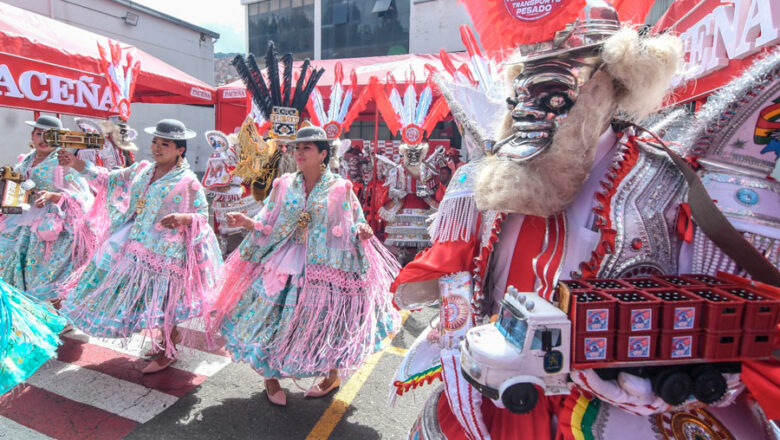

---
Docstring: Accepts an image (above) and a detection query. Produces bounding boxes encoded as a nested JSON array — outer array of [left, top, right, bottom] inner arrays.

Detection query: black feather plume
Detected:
[[291, 59, 311, 110], [246, 54, 272, 116], [298, 67, 325, 110], [281, 53, 293, 107], [231, 55, 267, 118], [264, 41, 282, 107]]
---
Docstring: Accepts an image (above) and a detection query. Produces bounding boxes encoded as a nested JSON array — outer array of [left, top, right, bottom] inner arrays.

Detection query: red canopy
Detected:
[[653, 0, 780, 104], [216, 52, 470, 132], [0, 2, 216, 119]]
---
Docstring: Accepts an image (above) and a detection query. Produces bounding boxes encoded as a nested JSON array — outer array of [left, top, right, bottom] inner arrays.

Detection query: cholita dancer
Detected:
[[211, 126, 400, 406], [0, 115, 94, 302], [58, 119, 224, 374]]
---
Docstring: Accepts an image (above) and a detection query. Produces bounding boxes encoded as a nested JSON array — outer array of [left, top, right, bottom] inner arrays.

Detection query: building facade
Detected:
[[242, 0, 473, 60], [0, 0, 218, 172]]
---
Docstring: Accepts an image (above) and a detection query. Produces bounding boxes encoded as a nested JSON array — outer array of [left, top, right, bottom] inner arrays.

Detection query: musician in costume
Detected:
[[391, 2, 778, 439], [0, 115, 94, 302], [371, 74, 450, 263], [230, 42, 325, 202], [337, 141, 373, 200], [202, 130, 262, 253], [74, 117, 137, 170], [1, 277, 66, 396], [57, 119, 223, 374], [210, 126, 400, 407]]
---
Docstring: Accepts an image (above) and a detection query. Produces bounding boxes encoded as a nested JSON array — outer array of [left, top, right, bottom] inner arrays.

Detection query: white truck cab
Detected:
[[460, 287, 572, 413]]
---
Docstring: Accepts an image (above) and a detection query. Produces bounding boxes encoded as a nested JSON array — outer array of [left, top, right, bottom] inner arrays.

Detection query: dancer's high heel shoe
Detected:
[[304, 377, 341, 398], [265, 380, 286, 406], [141, 354, 177, 374]]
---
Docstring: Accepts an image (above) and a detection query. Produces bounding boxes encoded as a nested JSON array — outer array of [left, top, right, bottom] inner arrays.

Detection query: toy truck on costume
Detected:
[[460, 274, 780, 414]]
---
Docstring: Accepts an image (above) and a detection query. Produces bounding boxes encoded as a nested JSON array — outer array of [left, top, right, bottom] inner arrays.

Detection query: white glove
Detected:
[[571, 369, 744, 416], [440, 349, 492, 440]]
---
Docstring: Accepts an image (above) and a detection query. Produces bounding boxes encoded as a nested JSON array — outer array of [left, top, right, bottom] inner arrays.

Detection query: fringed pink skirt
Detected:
[[216, 237, 401, 379], [61, 223, 207, 356]]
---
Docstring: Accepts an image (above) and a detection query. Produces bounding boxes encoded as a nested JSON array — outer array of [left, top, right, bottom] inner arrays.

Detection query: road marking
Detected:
[[304, 350, 385, 440], [385, 346, 409, 356], [0, 416, 56, 440], [66, 329, 231, 376], [1, 322, 233, 439], [305, 309, 412, 439], [25, 360, 178, 423]]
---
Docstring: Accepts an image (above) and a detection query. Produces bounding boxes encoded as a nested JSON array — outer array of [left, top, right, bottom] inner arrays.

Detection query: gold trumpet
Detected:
[[44, 129, 104, 149]]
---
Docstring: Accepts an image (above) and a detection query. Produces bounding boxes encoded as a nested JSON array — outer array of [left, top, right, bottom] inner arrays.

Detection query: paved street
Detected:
[[0, 308, 438, 439]]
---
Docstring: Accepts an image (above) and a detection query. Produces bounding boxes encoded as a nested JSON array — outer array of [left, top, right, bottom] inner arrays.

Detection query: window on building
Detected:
[[321, 0, 410, 59], [371, 0, 393, 13], [247, 0, 315, 59]]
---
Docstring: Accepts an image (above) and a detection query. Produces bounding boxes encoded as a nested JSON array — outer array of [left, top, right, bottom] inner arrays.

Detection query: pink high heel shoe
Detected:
[[141, 354, 177, 374], [265, 380, 287, 406], [304, 377, 341, 398]]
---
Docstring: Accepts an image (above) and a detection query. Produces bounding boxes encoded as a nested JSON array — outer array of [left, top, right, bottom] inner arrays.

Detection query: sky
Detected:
[[134, 0, 246, 54]]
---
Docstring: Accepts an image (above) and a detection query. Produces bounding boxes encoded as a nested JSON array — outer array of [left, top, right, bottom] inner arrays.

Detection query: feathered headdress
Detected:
[[434, 26, 506, 153], [306, 62, 370, 139], [369, 71, 450, 145], [97, 39, 141, 122], [232, 42, 325, 136]]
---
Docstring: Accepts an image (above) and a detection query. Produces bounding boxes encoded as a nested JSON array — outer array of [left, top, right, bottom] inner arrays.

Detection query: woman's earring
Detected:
[[320, 163, 327, 173], [177, 155, 183, 168]]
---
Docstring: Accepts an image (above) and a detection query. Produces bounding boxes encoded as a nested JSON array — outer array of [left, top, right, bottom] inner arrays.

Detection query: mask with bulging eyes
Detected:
[[401, 144, 426, 167], [494, 55, 600, 161]]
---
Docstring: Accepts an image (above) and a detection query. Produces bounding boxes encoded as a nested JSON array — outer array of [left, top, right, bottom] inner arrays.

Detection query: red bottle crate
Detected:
[[740, 329, 776, 358], [623, 277, 672, 290], [570, 291, 617, 334], [701, 329, 741, 359], [606, 290, 662, 333], [584, 278, 633, 291], [560, 280, 592, 291], [681, 274, 734, 287], [685, 287, 745, 331], [615, 331, 658, 362], [658, 330, 700, 360], [646, 288, 704, 332], [574, 332, 614, 364], [721, 286, 780, 331], [652, 275, 705, 288]]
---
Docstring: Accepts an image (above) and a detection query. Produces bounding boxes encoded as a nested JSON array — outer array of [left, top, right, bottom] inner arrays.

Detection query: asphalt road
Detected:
[[124, 307, 438, 440]]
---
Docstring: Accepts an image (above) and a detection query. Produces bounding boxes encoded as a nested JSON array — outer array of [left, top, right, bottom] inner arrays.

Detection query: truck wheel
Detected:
[[655, 371, 692, 406], [692, 368, 727, 404], [502, 383, 538, 414]]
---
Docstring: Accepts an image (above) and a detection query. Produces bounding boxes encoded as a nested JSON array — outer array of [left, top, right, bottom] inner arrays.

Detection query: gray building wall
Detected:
[[409, 0, 472, 54], [243, 0, 471, 59], [0, 0, 217, 172]]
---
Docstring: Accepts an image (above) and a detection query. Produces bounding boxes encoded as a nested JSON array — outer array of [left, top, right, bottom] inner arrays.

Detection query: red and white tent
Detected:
[[0, 2, 216, 119], [653, 0, 779, 105], [215, 52, 470, 133]]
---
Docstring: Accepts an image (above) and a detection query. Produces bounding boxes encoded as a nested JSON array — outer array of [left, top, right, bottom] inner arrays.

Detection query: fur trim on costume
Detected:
[[476, 71, 616, 216], [98, 120, 138, 151], [601, 28, 682, 120]]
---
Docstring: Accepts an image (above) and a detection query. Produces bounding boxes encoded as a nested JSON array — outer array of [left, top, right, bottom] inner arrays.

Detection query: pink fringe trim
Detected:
[[85, 172, 111, 244], [64, 230, 216, 357], [268, 237, 401, 375], [61, 194, 98, 269], [208, 250, 265, 333]]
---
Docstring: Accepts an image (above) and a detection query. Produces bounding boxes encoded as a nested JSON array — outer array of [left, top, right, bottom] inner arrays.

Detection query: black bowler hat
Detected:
[[25, 115, 65, 130], [143, 119, 197, 140]]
